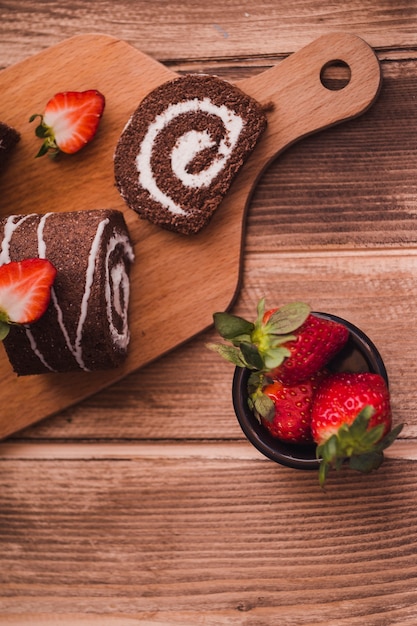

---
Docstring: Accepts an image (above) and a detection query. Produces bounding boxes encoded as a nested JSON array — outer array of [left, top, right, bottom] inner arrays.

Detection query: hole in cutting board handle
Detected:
[[320, 59, 351, 91]]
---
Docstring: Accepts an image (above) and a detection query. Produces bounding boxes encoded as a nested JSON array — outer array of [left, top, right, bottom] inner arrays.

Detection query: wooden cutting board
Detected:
[[0, 32, 381, 439]]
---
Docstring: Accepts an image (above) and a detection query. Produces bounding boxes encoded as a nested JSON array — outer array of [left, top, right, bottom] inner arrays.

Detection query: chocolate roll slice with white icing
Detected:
[[114, 74, 267, 235], [0, 209, 134, 375]]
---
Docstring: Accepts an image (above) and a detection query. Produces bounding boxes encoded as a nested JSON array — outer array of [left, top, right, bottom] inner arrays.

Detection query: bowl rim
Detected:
[[232, 312, 388, 470]]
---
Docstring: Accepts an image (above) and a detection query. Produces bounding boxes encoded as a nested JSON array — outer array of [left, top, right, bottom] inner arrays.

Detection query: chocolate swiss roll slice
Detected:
[[0, 209, 135, 375], [114, 74, 267, 235], [0, 121, 20, 172]]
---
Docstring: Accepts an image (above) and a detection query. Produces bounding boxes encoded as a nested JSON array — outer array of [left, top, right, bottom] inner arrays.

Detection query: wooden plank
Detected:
[[0, 32, 381, 439], [1, 6, 416, 626], [0, 451, 417, 622], [0, 0, 416, 68], [0, 439, 414, 460]]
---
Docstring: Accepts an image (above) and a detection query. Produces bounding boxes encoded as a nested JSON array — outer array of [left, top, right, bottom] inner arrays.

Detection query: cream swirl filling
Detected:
[[105, 231, 134, 350], [136, 97, 244, 216]]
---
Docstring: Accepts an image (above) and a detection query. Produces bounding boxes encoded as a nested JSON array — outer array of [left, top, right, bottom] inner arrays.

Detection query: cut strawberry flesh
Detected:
[[36, 90, 105, 155], [0, 259, 57, 325]]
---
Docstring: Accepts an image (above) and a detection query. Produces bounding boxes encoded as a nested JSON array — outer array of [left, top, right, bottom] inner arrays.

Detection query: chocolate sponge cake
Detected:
[[0, 210, 135, 375], [0, 121, 20, 171], [114, 74, 267, 235]]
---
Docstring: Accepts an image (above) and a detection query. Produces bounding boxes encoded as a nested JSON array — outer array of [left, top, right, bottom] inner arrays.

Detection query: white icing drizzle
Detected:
[[0, 214, 34, 265], [50, 289, 73, 362], [37, 212, 52, 258], [2, 214, 134, 372], [37, 213, 91, 370], [105, 232, 134, 349], [74, 217, 110, 370], [24, 326, 55, 371], [32, 212, 57, 371], [136, 97, 244, 216]]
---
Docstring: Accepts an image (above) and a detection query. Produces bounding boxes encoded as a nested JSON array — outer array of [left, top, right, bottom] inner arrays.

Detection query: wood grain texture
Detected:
[[0, 0, 416, 68], [0, 451, 417, 624], [1, 3, 417, 624]]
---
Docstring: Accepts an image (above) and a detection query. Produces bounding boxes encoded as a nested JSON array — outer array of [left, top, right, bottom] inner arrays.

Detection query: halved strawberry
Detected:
[[29, 90, 105, 158], [311, 372, 403, 486], [0, 259, 57, 339]]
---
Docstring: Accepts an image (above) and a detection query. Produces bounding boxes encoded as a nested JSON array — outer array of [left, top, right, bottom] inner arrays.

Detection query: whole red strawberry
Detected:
[[0, 258, 57, 339], [29, 89, 105, 158], [311, 372, 403, 486], [208, 298, 349, 385], [262, 307, 349, 385], [249, 369, 329, 444]]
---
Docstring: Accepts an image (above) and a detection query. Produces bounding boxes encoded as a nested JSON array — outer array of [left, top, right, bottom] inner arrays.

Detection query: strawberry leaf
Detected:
[[267, 334, 297, 347], [347, 405, 374, 438], [246, 372, 275, 423], [316, 406, 403, 487], [349, 450, 384, 473], [376, 423, 404, 451], [265, 302, 311, 335], [263, 346, 291, 370], [247, 371, 265, 395], [35, 143, 51, 158], [205, 343, 247, 367], [239, 342, 264, 370], [318, 460, 330, 487], [252, 393, 275, 423], [0, 321, 10, 340], [213, 312, 254, 342], [35, 124, 48, 139], [254, 297, 266, 325], [358, 424, 386, 450]]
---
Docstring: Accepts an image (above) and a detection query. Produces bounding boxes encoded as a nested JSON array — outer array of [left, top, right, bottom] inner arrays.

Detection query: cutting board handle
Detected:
[[236, 32, 381, 168]]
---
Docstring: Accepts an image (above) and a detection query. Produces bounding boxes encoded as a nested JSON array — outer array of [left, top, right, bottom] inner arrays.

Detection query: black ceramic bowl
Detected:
[[232, 313, 388, 470]]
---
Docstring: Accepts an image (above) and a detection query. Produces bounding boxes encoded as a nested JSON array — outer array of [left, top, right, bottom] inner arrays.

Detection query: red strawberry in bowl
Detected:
[[208, 298, 349, 385], [0, 258, 57, 339], [29, 89, 105, 158], [311, 372, 403, 486], [248, 368, 330, 444], [211, 300, 402, 480], [262, 306, 349, 385]]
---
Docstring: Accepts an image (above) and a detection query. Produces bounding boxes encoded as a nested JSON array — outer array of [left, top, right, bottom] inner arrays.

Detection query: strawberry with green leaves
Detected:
[[311, 372, 403, 486], [30, 89, 105, 158], [248, 368, 329, 444], [208, 298, 349, 385], [0, 259, 57, 339]]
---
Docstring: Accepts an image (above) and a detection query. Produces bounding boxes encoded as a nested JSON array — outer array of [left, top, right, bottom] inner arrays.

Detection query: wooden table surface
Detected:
[[1, 2, 417, 624]]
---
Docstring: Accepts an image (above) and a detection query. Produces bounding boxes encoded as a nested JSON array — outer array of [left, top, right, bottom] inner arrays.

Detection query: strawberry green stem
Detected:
[[316, 407, 403, 487]]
